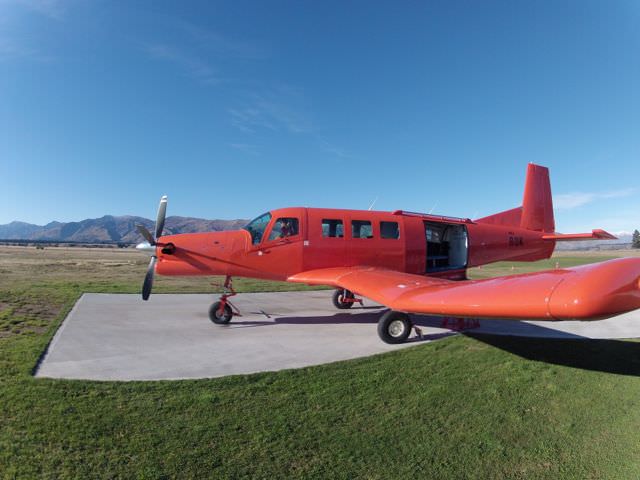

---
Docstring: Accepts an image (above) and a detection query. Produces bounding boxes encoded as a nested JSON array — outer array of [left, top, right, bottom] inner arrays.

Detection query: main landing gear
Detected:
[[331, 288, 416, 344], [377, 311, 425, 344], [377, 312, 481, 344], [209, 276, 241, 325], [332, 289, 363, 309]]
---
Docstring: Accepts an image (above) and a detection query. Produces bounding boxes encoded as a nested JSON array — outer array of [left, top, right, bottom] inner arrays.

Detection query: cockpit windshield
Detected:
[[243, 212, 272, 245]]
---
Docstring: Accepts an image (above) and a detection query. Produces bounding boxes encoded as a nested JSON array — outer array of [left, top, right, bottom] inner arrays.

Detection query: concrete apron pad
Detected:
[[36, 292, 416, 381], [35, 292, 640, 381]]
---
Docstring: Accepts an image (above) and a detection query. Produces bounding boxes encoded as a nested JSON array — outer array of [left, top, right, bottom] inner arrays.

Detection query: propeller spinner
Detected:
[[135, 195, 168, 301]]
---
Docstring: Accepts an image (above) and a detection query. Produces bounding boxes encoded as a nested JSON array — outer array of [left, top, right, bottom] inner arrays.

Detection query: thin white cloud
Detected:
[[257, 99, 311, 134], [228, 106, 277, 133], [141, 18, 264, 86], [0, 0, 63, 62], [229, 89, 354, 160], [229, 143, 260, 156], [23, 0, 64, 19], [554, 188, 635, 210], [229, 90, 312, 134], [0, 37, 33, 59], [144, 43, 220, 85], [584, 207, 640, 233], [317, 137, 354, 159], [171, 18, 266, 60], [2, 0, 66, 19], [0, 35, 55, 63], [140, 18, 348, 159]]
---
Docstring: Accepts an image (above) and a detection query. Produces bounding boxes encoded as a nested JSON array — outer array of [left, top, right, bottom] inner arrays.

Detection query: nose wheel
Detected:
[[332, 289, 363, 309], [209, 276, 241, 325], [209, 301, 233, 324]]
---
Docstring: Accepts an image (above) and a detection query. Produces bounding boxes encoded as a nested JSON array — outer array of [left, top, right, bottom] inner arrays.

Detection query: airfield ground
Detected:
[[3, 246, 640, 478], [34, 290, 640, 382]]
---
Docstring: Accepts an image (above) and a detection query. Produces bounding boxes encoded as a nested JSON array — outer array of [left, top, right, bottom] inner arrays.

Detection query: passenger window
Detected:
[[352, 220, 373, 238], [380, 221, 399, 239], [268, 217, 299, 241], [322, 219, 344, 238]]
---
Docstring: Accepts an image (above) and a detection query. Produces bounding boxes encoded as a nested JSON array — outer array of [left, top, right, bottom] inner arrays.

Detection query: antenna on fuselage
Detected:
[[368, 196, 379, 211], [428, 202, 438, 214]]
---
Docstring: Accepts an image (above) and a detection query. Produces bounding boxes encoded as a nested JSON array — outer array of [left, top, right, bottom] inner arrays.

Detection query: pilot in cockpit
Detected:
[[279, 219, 291, 238]]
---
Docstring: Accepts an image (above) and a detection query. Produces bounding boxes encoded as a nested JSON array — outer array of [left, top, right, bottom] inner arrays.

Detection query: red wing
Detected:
[[289, 267, 452, 306], [288, 258, 640, 321]]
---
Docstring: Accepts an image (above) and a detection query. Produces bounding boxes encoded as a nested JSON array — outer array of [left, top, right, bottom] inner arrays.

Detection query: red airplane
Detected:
[[135, 164, 640, 344]]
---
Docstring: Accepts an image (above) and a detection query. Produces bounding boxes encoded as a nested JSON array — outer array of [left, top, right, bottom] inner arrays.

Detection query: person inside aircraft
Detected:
[[279, 219, 291, 238], [268, 217, 299, 241]]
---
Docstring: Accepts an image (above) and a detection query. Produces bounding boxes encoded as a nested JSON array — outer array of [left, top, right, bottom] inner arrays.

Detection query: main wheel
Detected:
[[377, 311, 412, 344], [332, 289, 355, 309], [209, 301, 233, 324]]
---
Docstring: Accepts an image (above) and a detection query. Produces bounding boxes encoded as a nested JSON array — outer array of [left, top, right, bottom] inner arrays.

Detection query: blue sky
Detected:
[[1, 0, 639, 233]]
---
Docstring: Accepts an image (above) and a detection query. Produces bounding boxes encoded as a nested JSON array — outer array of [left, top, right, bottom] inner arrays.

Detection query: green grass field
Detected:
[[2, 246, 640, 479]]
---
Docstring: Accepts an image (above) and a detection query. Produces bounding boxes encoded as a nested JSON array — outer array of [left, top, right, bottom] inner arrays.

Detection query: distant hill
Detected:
[[0, 216, 249, 243], [1, 217, 634, 251], [553, 232, 632, 251]]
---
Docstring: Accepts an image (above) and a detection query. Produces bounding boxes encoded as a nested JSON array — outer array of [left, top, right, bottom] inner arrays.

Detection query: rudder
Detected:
[[521, 163, 555, 233]]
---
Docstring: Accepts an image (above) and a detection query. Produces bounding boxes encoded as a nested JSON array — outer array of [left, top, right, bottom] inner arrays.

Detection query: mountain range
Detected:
[[0, 216, 248, 243], [554, 232, 632, 251], [0, 216, 633, 250]]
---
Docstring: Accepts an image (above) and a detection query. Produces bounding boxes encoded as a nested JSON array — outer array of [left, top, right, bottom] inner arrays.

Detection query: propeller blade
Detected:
[[136, 225, 155, 245], [142, 256, 157, 301], [155, 195, 168, 240]]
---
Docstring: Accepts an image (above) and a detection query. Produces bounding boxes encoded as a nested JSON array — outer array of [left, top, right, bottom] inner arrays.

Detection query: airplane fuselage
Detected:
[[155, 207, 556, 282]]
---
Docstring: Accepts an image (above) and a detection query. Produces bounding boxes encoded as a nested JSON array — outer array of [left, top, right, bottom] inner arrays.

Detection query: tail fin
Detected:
[[476, 163, 555, 233], [521, 164, 555, 232]]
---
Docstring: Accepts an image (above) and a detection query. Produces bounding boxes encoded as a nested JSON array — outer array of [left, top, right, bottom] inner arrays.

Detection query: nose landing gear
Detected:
[[209, 276, 241, 325], [332, 289, 364, 309]]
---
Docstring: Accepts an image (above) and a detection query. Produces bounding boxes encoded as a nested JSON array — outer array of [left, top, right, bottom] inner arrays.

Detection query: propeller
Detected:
[[135, 195, 168, 301], [142, 256, 157, 301]]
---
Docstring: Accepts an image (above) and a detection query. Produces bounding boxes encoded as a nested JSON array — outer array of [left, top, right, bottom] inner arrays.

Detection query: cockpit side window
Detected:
[[243, 212, 272, 245], [268, 217, 299, 241]]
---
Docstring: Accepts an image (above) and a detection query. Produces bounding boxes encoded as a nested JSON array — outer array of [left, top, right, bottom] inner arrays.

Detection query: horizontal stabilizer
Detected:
[[542, 229, 617, 241]]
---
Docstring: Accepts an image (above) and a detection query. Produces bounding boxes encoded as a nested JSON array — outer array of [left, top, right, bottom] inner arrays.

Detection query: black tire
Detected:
[[377, 311, 412, 344], [209, 301, 233, 324], [332, 289, 355, 309]]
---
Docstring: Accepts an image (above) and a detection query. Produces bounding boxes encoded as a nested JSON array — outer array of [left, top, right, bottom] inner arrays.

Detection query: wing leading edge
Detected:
[[288, 258, 640, 321]]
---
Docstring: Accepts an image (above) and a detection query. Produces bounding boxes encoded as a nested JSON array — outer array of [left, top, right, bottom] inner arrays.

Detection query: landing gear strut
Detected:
[[332, 289, 363, 309], [209, 276, 241, 325]]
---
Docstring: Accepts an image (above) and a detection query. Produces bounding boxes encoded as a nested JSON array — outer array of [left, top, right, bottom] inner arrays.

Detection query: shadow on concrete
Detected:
[[345, 305, 384, 310], [230, 311, 384, 327], [224, 309, 640, 375], [466, 333, 640, 377], [406, 331, 457, 343], [233, 311, 455, 327], [224, 311, 456, 342]]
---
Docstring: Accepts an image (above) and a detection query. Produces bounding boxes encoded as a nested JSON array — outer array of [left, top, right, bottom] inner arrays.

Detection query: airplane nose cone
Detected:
[[136, 241, 156, 255]]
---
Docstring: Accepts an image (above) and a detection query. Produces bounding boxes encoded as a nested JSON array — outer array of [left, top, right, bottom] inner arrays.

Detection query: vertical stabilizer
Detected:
[[521, 163, 555, 233], [475, 163, 555, 232]]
